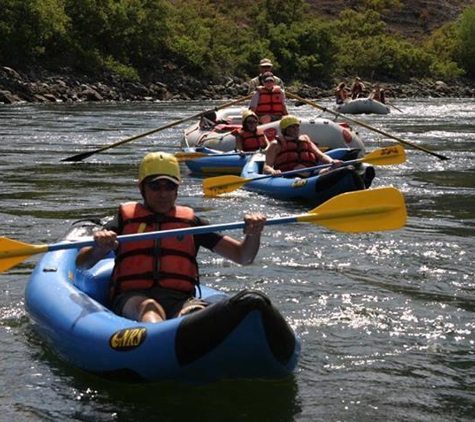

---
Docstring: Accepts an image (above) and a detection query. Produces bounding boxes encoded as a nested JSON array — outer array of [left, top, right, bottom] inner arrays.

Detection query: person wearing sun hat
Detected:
[[76, 152, 266, 323], [248, 58, 284, 94], [234, 110, 270, 152]]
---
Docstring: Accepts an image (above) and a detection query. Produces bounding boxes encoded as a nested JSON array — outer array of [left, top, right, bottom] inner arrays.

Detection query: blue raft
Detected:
[[183, 147, 251, 175], [25, 220, 300, 382], [240, 149, 375, 204]]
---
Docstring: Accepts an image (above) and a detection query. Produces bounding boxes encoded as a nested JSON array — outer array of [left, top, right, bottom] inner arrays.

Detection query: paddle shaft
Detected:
[[62, 95, 252, 162], [2, 203, 403, 260], [256, 156, 367, 181], [0, 214, 336, 260], [287, 92, 448, 161], [387, 102, 404, 113], [0, 187, 407, 272]]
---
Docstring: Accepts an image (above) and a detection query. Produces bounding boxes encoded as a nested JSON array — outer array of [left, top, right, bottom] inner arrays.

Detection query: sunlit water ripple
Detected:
[[1, 98, 474, 421]]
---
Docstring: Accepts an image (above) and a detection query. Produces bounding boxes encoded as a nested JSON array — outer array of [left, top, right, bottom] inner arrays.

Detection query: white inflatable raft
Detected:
[[336, 98, 390, 115], [182, 107, 367, 155]]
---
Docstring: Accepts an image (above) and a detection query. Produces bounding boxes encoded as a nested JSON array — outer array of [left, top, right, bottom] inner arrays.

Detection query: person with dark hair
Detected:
[[335, 82, 349, 104], [350, 77, 366, 99], [369, 83, 386, 104], [249, 72, 288, 124]]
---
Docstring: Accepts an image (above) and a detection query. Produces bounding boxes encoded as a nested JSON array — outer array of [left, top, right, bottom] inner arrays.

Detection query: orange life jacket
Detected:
[[255, 86, 285, 117], [237, 129, 267, 151], [110, 203, 198, 298], [274, 136, 318, 172]]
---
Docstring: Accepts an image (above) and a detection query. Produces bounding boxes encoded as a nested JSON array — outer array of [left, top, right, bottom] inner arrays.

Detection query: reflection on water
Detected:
[[70, 375, 301, 422], [1, 98, 475, 421]]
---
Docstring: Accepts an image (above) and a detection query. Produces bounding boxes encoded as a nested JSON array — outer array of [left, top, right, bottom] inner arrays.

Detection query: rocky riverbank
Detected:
[[1, 65, 475, 105]]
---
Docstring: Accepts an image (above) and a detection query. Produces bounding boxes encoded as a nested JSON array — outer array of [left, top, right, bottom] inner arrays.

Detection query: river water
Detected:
[[1, 98, 474, 421]]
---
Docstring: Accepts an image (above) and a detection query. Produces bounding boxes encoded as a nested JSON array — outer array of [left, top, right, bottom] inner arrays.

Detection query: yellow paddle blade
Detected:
[[0, 237, 49, 272], [175, 151, 209, 162], [297, 187, 406, 232], [363, 145, 406, 165], [203, 175, 252, 197]]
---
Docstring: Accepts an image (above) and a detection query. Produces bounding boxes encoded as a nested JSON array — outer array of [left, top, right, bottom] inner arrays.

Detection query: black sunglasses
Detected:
[[145, 180, 178, 191]]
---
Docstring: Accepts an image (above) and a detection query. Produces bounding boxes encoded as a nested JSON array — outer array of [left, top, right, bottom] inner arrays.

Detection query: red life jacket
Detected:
[[372, 90, 385, 103], [255, 86, 285, 117], [110, 203, 198, 298], [237, 128, 267, 151], [274, 136, 318, 172]]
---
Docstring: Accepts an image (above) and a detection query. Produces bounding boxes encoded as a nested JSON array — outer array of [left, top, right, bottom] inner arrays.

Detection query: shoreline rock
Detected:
[[1, 65, 475, 105]]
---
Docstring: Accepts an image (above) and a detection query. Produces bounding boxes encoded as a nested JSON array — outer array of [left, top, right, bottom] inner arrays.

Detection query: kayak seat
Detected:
[[314, 167, 366, 206], [75, 256, 114, 307]]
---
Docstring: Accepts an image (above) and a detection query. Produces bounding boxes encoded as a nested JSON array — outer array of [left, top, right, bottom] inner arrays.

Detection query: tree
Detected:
[[455, 5, 475, 78], [0, 0, 68, 64], [424, 23, 464, 79], [269, 19, 336, 83]]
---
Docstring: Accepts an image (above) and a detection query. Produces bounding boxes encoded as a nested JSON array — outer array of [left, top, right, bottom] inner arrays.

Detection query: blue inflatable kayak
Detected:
[[25, 220, 300, 382], [240, 149, 375, 204], [182, 147, 252, 175]]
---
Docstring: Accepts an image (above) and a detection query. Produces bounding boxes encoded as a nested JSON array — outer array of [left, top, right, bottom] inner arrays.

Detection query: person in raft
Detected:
[[76, 152, 266, 323], [247, 58, 285, 94], [249, 72, 289, 124], [369, 83, 386, 104], [335, 82, 349, 105], [263, 115, 342, 177], [350, 76, 366, 99], [234, 110, 270, 153]]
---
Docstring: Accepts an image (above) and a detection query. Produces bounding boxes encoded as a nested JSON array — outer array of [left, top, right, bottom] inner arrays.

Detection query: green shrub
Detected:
[[1, 0, 475, 84], [455, 5, 475, 78], [0, 0, 68, 63]]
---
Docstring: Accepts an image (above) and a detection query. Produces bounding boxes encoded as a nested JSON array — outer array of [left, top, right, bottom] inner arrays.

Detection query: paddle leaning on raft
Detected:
[[287, 92, 448, 161], [61, 95, 253, 162], [203, 146, 405, 203], [0, 188, 406, 382]]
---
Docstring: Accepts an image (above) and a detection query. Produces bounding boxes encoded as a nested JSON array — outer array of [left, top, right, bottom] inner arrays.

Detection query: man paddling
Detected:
[[76, 152, 266, 323]]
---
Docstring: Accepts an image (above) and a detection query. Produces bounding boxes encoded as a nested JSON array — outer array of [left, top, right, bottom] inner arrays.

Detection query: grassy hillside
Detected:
[[308, 0, 473, 37]]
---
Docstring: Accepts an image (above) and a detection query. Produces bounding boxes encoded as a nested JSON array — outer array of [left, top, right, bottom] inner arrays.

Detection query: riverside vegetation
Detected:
[[1, 0, 475, 103]]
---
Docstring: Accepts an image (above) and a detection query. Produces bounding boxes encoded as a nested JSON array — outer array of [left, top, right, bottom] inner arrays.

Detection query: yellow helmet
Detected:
[[242, 109, 258, 124], [138, 152, 181, 184], [280, 115, 300, 131]]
